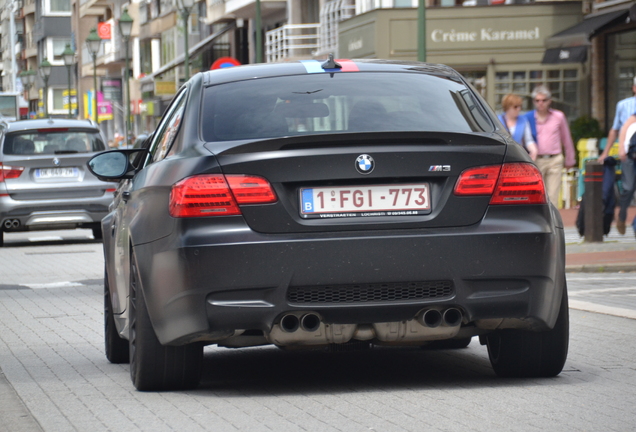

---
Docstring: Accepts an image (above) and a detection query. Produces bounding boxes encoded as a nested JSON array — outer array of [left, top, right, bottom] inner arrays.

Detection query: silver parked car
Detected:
[[0, 119, 116, 246]]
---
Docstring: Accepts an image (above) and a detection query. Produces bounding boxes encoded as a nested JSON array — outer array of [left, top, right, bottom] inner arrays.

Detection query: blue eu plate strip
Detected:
[[301, 189, 315, 213]]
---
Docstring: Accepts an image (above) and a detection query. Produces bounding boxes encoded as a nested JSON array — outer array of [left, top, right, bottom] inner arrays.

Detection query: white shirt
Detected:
[[624, 122, 636, 152]]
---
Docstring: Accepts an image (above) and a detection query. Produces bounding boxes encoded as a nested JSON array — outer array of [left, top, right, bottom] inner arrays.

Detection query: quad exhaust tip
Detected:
[[419, 308, 463, 328], [300, 314, 321, 332], [442, 308, 463, 327], [280, 314, 300, 333], [280, 313, 322, 333], [3, 219, 20, 230], [420, 309, 443, 328]]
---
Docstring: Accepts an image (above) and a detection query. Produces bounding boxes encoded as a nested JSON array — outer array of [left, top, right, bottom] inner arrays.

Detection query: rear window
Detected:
[[201, 72, 494, 142], [2, 130, 106, 155]]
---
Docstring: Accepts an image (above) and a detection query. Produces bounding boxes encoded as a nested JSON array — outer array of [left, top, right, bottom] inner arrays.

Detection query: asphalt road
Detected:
[[1, 230, 635, 432]]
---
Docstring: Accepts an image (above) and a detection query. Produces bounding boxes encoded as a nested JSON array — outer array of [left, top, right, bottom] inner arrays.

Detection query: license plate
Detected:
[[35, 167, 80, 179], [300, 183, 431, 218]]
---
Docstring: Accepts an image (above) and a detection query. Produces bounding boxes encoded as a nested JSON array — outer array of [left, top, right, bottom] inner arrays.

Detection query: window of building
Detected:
[[140, 40, 153, 75], [45, 0, 71, 14], [189, 8, 200, 35], [45, 38, 72, 66], [494, 67, 580, 119], [51, 88, 66, 113], [161, 28, 176, 65], [139, 2, 149, 24]]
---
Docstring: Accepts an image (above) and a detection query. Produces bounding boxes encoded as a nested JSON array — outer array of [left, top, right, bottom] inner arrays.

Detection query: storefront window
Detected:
[[494, 67, 580, 118]]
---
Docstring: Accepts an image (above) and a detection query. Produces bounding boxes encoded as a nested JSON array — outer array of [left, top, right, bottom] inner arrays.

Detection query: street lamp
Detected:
[[19, 69, 36, 117], [86, 28, 102, 124], [39, 58, 52, 118], [62, 43, 76, 119], [176, 0, 195, 82], [119, 8, 133, 146]]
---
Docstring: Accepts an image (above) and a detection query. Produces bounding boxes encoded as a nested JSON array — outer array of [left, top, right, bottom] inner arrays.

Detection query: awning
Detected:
[[542, 7, 631, 64], [140, 23, 236, 84], [542, 46, 588, 65]]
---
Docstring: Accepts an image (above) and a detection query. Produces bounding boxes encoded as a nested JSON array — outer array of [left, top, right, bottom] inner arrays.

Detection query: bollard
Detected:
[[584, 160, 604, 243]]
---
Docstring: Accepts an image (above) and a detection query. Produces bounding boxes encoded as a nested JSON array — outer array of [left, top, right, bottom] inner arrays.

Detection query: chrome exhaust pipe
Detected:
[[442, 308, 462, 327], [419, 309, 442, 328], [11, 219, 19, 228], [300, 314, 321, 332], [280, 314, 300, 333]]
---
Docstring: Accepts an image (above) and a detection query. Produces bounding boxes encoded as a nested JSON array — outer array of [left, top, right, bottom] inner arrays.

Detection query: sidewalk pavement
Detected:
[[562, 206, 636, 272]]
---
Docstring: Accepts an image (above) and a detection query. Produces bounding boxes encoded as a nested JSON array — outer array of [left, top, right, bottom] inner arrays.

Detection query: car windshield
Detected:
[[202, 72, 494, 142], [3, 130, 106, 155]]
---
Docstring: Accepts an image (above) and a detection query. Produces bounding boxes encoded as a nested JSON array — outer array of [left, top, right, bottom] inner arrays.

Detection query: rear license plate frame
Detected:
[[300, 183, 431, 219]]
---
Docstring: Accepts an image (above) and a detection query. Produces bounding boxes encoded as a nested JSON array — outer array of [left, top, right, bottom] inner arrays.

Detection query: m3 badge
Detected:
[[429, 165, 451, 172]]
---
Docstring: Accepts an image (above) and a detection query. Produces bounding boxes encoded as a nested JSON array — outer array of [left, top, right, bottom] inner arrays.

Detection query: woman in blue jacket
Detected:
[[498, 93, 538, 161]]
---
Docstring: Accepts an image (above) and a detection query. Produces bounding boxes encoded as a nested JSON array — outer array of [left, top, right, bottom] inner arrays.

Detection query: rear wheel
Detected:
[[92, 226, 103, 240], [487, 282, 569, 378], [129, 252, 203, 391], [104, 267, 129, 363]]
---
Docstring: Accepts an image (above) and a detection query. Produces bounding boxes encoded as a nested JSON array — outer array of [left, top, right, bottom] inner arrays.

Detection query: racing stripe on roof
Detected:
[[300, 60, 324, 73], [300, 59, 359, 73], [336, 60, 359, 72]]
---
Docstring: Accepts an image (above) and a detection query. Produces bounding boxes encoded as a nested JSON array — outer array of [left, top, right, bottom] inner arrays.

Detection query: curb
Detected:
[[566, 263, 636, 273]]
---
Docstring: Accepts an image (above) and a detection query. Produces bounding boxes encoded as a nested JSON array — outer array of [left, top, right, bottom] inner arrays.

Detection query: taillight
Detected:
[[454, 165, 501, 196], [454, 163, 546, 205], [169, 174, 277, 218], [226, 175, 277, 205], [490, 163, 546, 205], [0, 163, 25, 182]]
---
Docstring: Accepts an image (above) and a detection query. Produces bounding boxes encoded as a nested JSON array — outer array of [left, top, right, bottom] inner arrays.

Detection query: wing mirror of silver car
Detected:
[[87, 149, 149, 181]]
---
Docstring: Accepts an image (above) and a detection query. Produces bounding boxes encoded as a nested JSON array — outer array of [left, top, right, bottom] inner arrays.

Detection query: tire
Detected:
[[422, 337, 472, 350], [487, 282, 569, 378], [92, 227, 103, 241], [104, 267, 129, 364], [129, 252, 203, 391], [0, 230, 3, 247]]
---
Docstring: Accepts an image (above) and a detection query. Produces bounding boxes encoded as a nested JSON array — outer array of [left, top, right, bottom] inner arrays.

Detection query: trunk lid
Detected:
[[205, 131, 507, 233]]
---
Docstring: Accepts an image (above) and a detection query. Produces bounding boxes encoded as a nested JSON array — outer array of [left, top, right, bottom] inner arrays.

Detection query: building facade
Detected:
[[3, 0, 635, 136]]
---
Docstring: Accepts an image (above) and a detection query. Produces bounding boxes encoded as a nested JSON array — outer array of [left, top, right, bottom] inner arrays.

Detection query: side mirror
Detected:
[[87, 149, 148, 181]]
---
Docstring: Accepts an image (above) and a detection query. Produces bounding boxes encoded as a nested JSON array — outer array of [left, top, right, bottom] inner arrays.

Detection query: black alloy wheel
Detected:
[[104, 267, 129, 363], [92, 227, 103, 241], [487, 279, 569, 378], [128, 251, 203, 391]]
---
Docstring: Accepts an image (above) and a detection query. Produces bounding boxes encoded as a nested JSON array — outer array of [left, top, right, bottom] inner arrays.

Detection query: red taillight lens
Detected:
[[454, 165, 501, 196], [226, 175, 277, 205], [169, 174, 277, 218], [490, 163, 546, 205], [454, 163, 546, 205], [0, 163, 25, 182]]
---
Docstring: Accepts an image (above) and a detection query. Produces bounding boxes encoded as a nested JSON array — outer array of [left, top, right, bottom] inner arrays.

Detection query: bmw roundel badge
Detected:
[[355, 154, 374, 175]]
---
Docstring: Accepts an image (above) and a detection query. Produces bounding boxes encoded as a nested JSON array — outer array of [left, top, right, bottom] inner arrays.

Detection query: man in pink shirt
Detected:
[[525, 86, 576, 206]]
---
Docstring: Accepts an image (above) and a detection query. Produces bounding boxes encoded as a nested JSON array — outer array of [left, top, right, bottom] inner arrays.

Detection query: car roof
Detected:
[[201, 59, 463, 86], [0, 118, 100, 133]]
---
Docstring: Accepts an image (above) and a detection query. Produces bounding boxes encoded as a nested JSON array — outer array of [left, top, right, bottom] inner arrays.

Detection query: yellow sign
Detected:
[[155, 81, 176, 96], [63, 89, 78, 110]]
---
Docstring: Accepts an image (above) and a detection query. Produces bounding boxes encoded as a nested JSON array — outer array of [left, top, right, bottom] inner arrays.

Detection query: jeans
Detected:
[[618, 158, 636, 223]]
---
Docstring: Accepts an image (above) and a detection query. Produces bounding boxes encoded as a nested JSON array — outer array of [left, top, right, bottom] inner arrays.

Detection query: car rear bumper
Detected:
[[132, 205, 566, 346], [0, 193, 113, 231]]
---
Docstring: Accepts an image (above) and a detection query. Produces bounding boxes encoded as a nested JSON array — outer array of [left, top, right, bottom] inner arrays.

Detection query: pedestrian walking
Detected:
[[525, 85, 576, 206], [498, 93, 538, 160], [598, 77, 636, 234]]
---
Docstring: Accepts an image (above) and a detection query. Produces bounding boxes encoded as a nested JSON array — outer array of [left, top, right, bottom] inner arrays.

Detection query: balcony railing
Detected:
[[266, 24, 320, 63], [316, 0, 355, 57]]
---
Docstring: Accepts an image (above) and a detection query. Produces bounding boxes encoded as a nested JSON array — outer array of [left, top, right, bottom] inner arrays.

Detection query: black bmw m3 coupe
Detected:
[[89, 58, 568, 391]]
